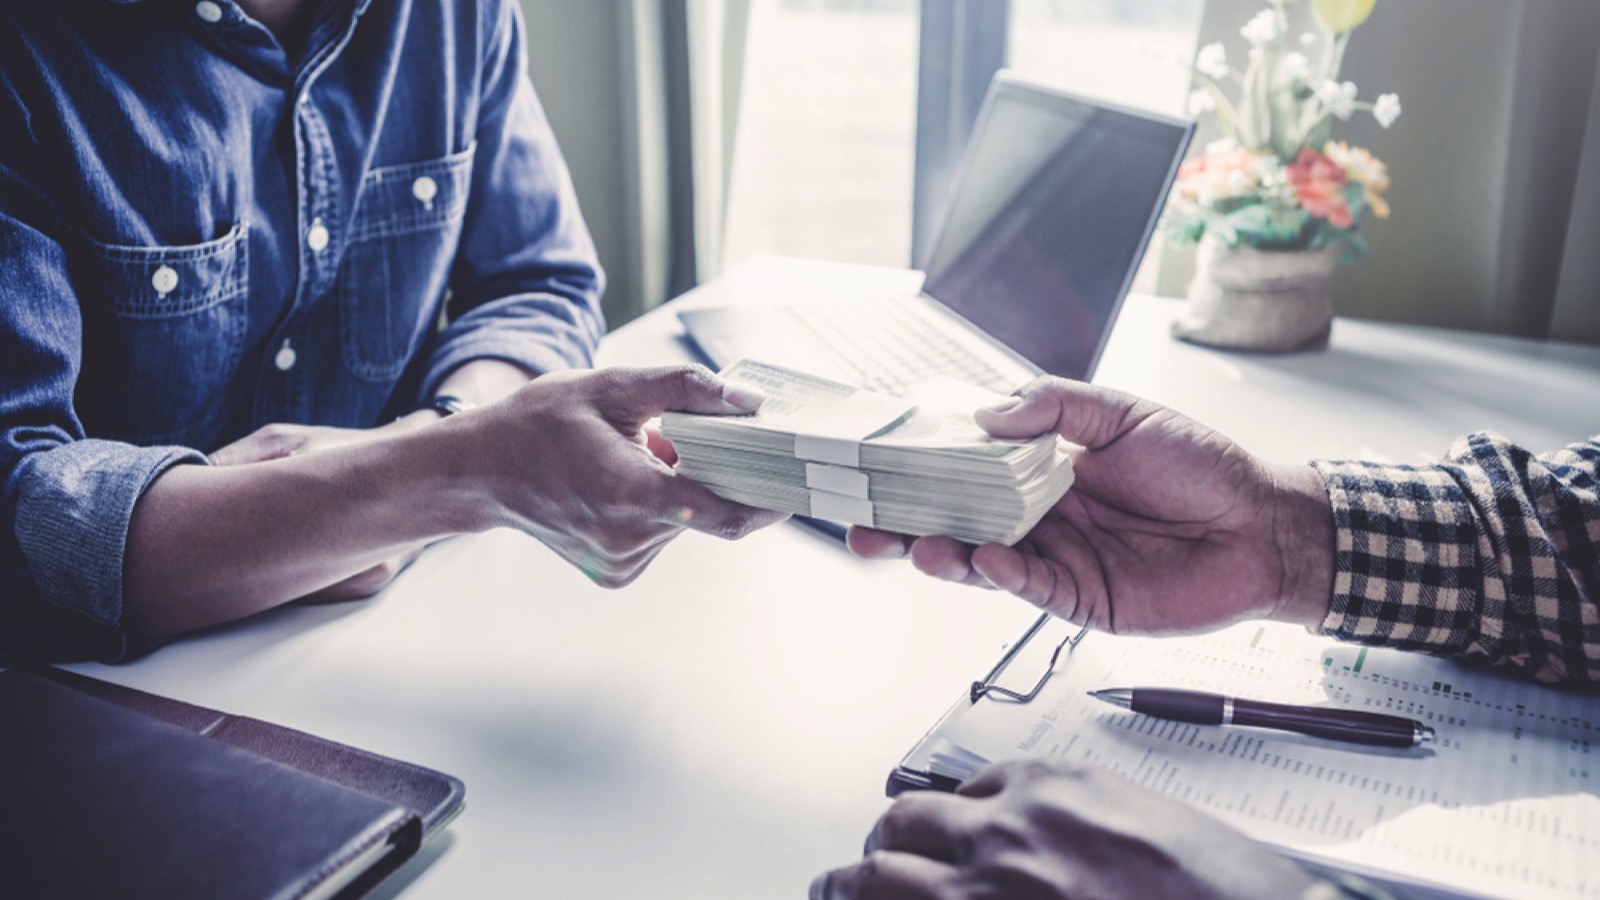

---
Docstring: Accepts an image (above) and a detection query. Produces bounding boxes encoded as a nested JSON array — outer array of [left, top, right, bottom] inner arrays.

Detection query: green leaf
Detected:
[[1159, 204, 1208, 245], [1342, 183, 1367, 221], [1318, 224, 1370, 263], [1222, 203, 1309, 246]]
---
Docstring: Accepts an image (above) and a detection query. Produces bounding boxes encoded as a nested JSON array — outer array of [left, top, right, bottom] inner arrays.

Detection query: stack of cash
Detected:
[[661, 360, 1074, 545]]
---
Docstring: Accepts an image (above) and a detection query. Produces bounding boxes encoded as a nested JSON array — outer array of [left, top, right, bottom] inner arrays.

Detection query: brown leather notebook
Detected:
[[0, 667, 465, 899]]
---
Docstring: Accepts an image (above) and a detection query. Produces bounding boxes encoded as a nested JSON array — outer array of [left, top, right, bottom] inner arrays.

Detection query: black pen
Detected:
[[1089, 688, 1436, 748]]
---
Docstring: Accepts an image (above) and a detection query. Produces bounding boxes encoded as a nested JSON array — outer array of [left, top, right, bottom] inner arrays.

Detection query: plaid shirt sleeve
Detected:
[[1309, 432, 1600, 684]]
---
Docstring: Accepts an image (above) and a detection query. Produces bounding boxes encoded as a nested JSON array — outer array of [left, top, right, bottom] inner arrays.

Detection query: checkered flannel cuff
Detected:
[[1313, 433, 1600, 684], [1311, 455, 1484, 658]]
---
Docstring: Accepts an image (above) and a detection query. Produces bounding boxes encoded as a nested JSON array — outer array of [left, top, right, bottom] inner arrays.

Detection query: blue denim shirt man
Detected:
[[0, 0, 777, 663]]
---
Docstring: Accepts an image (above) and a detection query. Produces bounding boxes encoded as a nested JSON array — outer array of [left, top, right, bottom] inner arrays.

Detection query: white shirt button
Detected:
[[195, 1, 223, 23], [151, 265, 179, 296], [274, 339, 297, 372], [412, 176, 438, 209], [306, 219, 330, 253]]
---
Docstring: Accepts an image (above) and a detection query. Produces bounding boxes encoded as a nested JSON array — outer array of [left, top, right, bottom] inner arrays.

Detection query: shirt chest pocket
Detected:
[[77, 224, 249, 445], [339, 145, 475, 382]]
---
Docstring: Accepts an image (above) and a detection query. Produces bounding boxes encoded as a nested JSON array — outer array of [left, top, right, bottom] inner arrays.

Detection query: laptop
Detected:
[[679, 71, 1196, 396]]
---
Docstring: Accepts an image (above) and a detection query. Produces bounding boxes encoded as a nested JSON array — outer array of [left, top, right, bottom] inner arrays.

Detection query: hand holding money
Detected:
[[660, 360, 1075, 545]]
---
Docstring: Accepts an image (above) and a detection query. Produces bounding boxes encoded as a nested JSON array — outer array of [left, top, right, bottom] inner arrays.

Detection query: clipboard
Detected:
[[880, 612, 1600, 900], [887, 612, 1086, 796]]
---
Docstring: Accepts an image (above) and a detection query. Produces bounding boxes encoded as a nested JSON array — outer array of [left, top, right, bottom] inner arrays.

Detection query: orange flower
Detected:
[[1325, 141, 1392, 219], [1285, 147, 1353, 228], [1175, 148, 1273, 205]]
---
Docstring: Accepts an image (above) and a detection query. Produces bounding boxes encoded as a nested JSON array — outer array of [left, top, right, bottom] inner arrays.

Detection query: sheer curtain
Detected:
[[1161, 0, 1600, 343]]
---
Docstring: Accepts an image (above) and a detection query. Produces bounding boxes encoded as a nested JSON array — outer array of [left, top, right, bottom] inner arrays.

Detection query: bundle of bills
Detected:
[[660, 360, 1074, 545]]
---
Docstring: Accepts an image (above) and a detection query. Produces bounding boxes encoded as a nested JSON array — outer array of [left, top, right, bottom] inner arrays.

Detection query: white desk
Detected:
[[66, 257, 1600, 898]]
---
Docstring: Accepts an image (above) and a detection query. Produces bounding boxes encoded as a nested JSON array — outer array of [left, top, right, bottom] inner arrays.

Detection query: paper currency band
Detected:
[[809, 491, 874, 527], [790, 391, 913, 467], [805, 463, 870, 499]]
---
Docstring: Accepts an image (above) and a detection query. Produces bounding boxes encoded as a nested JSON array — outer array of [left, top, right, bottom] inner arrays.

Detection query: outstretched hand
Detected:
[[848, 377, 1333, 635], [456, 364, 790, 587]]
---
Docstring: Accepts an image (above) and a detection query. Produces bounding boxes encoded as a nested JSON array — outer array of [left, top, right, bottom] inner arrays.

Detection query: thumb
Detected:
[[601, 364, 766, 429], [973, 377, 1148, 449]]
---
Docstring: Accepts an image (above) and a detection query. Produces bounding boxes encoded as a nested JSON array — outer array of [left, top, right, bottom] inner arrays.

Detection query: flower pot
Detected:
[[1172, 236, 1342, 352]]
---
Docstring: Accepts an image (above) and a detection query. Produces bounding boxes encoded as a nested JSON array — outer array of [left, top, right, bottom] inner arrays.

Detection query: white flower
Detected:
[[1195, 43, 1228, 79], [1282, 52, 1310, 82], [1373, 92, 1403, 128], [1225, 170, 1253, 194], [1299, 32, 1317, 47], [1316, 79, 1359, 119], [1241, 10, 1280, 45], [1206, 137, 1239, 156], [1187, 89, 1216, 116]]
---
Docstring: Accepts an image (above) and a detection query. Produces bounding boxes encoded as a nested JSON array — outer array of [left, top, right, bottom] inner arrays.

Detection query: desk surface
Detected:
[[67, 257, 1600, 899]]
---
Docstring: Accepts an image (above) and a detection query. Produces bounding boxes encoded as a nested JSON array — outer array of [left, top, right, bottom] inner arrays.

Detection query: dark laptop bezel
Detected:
[[915, 70, 1197, 384]]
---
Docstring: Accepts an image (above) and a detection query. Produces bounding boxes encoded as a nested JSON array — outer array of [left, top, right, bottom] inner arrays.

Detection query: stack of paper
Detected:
[[661, 360, 1074, 545]]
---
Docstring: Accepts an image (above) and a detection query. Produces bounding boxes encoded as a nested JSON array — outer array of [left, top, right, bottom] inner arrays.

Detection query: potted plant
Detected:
[[1164, 0, 1401, 351]]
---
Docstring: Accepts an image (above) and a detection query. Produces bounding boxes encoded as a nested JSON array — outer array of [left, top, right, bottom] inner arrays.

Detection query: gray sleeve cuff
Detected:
[[14, 439, 207, 628]]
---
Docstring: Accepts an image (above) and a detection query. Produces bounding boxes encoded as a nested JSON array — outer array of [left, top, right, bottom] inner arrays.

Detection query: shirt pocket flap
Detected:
[[350, 143, 476, 242], [83, 223, 249, 318]]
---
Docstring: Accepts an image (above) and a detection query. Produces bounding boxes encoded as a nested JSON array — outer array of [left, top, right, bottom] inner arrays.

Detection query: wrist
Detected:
[[387, 416, 500, 537], [1267, 462, 1336, 629]]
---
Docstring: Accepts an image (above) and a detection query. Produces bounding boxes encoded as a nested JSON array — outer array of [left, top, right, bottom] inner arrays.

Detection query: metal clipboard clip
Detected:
[[969, 612, 1091, 704]]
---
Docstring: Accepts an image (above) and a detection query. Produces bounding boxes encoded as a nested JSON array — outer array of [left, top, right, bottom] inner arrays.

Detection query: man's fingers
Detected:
[[643, 421, 678, 465], [972, 547, 1075, 618], [809, 851, 956, 900], [908, 537, 990, 587], [599, 365, 765, 430], [652, 473, 788, 540], [955, 757, 1063, 799], [846, 526, 911, 560], [974, 377, 1153, 450], [972, 539, 1105, 629], [296, 544, 428, 604], [865, 792, 977, 862], [209, 426, 305, 466]]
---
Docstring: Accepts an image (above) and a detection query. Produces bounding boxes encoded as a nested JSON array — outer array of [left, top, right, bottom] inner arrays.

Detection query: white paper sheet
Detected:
[[932, 620, 1600, 900]]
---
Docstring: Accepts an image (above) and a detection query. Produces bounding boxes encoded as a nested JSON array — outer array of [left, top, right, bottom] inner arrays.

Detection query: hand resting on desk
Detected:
[[811, 758, 1317, 900], [846, 376, 1336, 635]]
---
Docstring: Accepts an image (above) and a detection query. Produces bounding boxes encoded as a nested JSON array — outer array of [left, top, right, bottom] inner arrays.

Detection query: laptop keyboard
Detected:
[[801, 298, 1019, 396]]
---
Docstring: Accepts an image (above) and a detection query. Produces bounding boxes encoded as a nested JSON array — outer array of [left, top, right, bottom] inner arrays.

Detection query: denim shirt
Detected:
[[0, 0, 605, 662]]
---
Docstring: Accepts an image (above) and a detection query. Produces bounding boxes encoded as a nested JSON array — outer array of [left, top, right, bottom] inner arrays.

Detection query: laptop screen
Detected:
[[920, 77, 1193, 382]]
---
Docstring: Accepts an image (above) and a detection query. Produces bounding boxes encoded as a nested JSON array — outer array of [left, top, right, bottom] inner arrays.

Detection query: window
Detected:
[[720, 0, 920, 272], [1008, 0, 1203, 115], [721, 0, 1203, 288], [1008, 0, 1204, 293]]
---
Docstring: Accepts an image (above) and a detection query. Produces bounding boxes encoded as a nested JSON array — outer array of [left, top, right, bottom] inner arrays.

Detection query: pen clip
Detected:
[[970, 614, 1091, 704]]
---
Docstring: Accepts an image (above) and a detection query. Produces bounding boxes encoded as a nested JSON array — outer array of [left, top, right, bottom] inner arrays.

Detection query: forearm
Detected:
[[124, 423, 485, 637]]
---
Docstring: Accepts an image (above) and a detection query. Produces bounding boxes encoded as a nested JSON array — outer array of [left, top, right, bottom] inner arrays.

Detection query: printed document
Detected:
[[923, 619, 1600, 899]]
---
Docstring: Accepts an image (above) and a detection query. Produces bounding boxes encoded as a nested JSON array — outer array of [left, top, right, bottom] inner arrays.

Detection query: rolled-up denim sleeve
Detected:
[[420, 0, 606, 400], [0, 161, 205, 663]]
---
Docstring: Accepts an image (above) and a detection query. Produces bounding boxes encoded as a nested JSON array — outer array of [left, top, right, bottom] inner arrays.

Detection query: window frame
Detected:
[[911, 0, 1011, 268]]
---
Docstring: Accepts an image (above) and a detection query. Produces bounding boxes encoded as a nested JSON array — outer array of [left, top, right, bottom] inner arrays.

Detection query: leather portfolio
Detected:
[[0, 666, 465, 899]]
